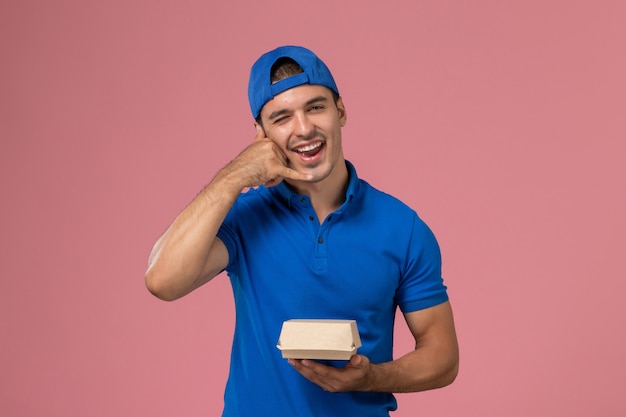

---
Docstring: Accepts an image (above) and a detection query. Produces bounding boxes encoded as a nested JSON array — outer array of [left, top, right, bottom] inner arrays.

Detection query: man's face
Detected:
[[258, 84, 347, 185]]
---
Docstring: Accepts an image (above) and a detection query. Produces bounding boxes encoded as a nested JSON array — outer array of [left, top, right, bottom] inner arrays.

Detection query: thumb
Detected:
[[349, 354, 363, 366]]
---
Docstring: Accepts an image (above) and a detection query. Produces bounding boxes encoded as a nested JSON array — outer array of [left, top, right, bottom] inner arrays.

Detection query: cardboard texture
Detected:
[[276, 319, 362, 360]]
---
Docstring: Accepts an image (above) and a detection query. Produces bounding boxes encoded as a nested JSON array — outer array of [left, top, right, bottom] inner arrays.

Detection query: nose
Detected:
[[293, 111, 314, 137]]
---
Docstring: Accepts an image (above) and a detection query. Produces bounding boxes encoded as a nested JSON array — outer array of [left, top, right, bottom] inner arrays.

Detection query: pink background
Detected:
[[2, 1, 625, 416]]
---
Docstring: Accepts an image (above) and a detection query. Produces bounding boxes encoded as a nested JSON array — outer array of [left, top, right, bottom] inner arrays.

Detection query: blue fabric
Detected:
[[248, 45, 339, 118], [216, 161, 448, 417]]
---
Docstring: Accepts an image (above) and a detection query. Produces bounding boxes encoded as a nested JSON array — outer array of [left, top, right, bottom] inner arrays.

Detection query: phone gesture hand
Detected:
[[232, 125, 312, 188]]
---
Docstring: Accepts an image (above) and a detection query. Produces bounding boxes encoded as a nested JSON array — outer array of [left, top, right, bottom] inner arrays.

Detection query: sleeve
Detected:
[[396, 214, 449, 313], [216, 203, 239, 272]]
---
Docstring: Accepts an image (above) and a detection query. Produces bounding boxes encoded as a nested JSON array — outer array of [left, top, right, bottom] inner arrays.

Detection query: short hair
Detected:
[[255, 57, 340, 124], [270, 57, 304, 83]]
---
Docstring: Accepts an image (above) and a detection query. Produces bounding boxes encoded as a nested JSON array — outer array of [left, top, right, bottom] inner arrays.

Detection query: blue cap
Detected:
[[248, 46, 339, 119]]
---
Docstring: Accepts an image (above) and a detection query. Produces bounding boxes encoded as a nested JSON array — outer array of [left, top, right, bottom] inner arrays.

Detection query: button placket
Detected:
[[293, 194, 320, 239], [314, 217, 331, 271]]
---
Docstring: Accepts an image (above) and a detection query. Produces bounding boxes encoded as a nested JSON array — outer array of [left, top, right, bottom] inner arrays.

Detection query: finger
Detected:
[[263, 177, 283, 188], [275, 166, 314, 183], [289, 358, 321, 373], [289, 359, 330, 383]]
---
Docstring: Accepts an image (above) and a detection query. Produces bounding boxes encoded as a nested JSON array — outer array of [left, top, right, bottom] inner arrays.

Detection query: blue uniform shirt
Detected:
[[217, 161, 448, 416]]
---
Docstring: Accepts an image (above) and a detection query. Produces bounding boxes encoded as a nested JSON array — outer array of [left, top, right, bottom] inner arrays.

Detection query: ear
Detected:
[[254, 121, 267, 138], [336, 97, 347, 127]]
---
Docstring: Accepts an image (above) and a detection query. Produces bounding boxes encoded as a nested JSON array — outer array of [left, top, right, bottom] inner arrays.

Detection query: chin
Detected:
[[306, 164, 334, 184]]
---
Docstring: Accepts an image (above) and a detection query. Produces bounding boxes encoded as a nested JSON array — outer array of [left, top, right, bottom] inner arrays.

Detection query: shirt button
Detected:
[[318, 237, 324, 244], [309, 216, 314, 221], [300, 197, 306, 203]]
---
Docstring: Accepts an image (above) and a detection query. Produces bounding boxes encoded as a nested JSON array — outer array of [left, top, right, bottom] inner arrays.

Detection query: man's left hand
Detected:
[[288, 354, 375, 392]]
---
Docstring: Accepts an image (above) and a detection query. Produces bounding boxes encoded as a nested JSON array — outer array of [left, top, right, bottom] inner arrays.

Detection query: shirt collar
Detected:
[[273, 160, 359, 208]]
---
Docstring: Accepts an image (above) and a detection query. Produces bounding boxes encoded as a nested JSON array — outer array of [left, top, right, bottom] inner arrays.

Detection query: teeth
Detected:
[[295, 142, 322, 153]]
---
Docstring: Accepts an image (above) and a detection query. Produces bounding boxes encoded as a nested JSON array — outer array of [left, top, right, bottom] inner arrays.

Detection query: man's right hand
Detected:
[[225, 124, 313, 189]]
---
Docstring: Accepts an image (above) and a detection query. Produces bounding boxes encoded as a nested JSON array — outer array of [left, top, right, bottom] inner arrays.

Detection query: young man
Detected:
[[146, 45, 458, 416]]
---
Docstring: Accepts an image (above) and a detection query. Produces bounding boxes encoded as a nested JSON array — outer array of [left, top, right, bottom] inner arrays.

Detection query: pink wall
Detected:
[[2, 1, 625, 416]]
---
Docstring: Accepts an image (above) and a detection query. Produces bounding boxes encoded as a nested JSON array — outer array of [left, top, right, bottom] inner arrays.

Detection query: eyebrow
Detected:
[[267, 95, 329, 121]]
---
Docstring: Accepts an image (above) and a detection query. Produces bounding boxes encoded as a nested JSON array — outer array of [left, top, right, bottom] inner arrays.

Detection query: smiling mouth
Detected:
[[294, 141, 324, 158]]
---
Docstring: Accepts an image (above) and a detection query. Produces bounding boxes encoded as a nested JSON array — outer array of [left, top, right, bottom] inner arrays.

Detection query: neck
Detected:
[[288, 159, 349, 222]]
